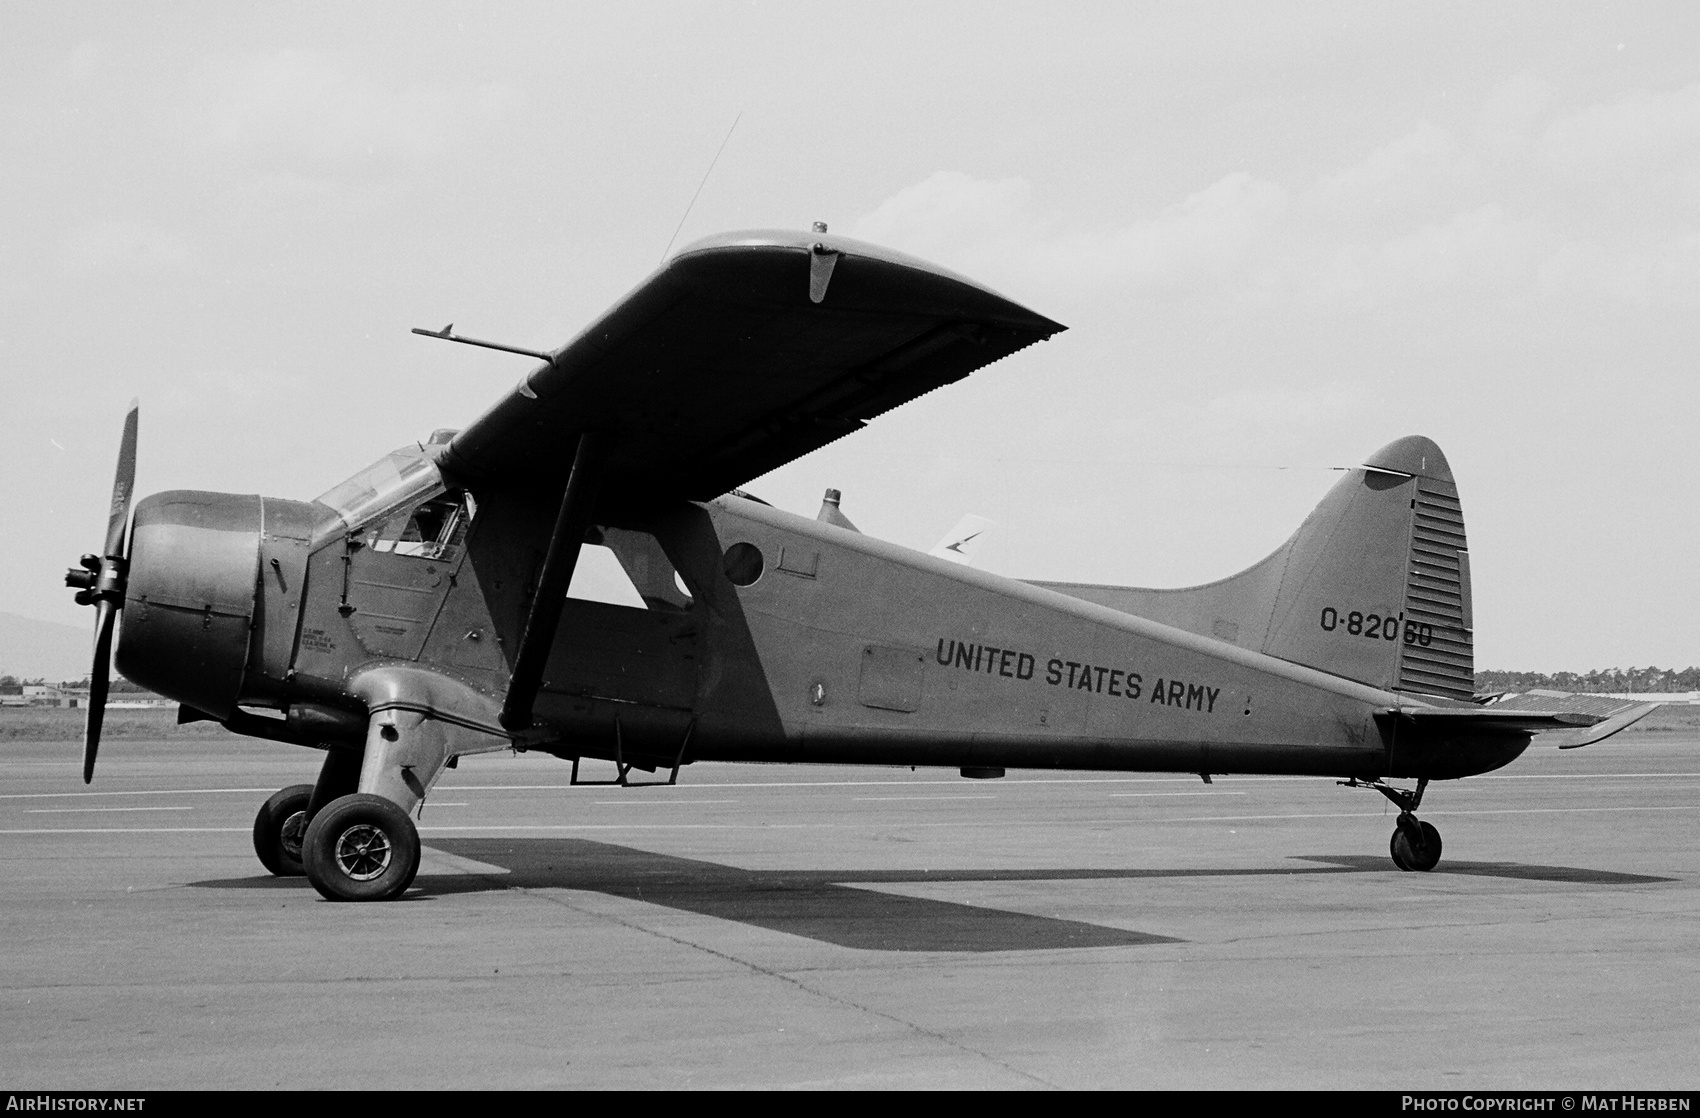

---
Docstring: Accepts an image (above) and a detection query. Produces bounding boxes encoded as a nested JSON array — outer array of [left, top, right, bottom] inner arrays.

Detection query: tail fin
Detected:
[[1032, 436, 1474, 698]]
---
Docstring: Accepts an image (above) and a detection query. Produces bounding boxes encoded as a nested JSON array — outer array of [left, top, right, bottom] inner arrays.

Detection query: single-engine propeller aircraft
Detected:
[[64, 227, 1656, 901]]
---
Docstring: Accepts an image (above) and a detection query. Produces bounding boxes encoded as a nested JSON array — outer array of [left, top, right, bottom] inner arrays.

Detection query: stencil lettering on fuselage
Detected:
[[934, 638, 1219, 713]]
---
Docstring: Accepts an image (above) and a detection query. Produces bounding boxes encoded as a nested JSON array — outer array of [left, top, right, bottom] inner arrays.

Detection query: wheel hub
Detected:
[[333, 823, 394, 881], [279, 811, 307, 862]]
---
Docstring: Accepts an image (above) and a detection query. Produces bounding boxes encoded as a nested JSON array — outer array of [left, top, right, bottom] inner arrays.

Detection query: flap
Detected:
[[440, 229, 1065, 508]]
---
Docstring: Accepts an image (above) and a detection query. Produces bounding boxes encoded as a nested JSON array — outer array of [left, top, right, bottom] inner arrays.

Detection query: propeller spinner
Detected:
[[63, 400, 138, 783]]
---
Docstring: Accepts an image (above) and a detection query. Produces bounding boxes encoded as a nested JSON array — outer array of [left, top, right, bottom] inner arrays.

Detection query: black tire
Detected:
[[1389, 829, 1411, 871], [253, 784, 313, 877], [301, 793, 421, 902], [1391, 820, 1443, 872]]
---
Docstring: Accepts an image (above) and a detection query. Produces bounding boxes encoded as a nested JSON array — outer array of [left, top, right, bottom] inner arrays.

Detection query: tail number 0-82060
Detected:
[[1318, 608, 1432, 646]]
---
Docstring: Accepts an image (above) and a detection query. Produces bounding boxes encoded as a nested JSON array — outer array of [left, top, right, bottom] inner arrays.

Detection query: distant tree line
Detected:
[[1476, 666, 1700, 693], [0, 675, 149, 694]]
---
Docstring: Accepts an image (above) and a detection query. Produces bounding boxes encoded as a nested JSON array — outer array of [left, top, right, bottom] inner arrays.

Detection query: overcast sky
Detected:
[[3, 2, 1696, 671]]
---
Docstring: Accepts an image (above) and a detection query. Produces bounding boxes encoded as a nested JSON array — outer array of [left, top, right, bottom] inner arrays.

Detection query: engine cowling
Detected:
[[115, 491, 319, 718]]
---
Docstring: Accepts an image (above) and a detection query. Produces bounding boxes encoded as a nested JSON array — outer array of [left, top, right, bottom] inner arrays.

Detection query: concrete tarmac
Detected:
[[2, 719, 1697, 1090]]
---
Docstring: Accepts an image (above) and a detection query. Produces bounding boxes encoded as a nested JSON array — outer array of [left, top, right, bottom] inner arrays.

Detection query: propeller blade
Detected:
[[72, 400, 140, 783], [103, 399, 138, 559], [83, 598, 117, 784]]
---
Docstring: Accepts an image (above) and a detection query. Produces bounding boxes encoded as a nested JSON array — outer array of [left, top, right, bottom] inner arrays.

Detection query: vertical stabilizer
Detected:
[[1029, 436, 1474, 699], [1260, 436, 1474, 698]]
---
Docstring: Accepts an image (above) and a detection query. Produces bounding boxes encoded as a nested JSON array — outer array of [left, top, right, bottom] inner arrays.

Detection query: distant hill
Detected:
[[0, 612, 94, 683]]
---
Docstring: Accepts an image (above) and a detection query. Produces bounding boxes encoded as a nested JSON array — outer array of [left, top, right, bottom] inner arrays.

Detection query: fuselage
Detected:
[[115, 465, 1526, 783]]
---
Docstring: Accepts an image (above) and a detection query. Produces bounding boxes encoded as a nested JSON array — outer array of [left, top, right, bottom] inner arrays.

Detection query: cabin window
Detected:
[[722, 542, 764, 586], [567, 526, 695, 612], [566, 545, 647, 608]]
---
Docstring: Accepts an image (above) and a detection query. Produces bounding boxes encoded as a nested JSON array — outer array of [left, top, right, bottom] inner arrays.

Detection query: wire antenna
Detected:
[[660, 111, 742, 264]]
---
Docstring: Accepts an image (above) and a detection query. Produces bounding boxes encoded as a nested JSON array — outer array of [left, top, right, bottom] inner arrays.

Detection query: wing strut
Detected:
[[498, 432, 609, 732]]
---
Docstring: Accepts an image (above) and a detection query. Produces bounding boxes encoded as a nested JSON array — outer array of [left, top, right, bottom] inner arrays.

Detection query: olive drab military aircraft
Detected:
[[64, 227, 1656, 902]]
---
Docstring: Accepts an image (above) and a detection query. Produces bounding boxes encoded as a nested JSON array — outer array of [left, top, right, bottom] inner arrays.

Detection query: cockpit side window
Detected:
[[364, 491, 477, 562]]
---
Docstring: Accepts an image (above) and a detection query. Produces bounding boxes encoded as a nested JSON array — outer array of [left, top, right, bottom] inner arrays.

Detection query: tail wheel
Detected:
[[1389, 830, 1410, 871], [252, 784, 314, 876], [302, 793, 421, 902], [1390, 819, 1442, 872]]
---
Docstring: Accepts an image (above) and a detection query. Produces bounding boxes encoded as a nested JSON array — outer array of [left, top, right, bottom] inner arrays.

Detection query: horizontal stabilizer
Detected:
[[1392, 707, 1598, 732], [1544, 702, 1660, 749], [1391, 692, 1661, 749], [929, 514, 994, 565]]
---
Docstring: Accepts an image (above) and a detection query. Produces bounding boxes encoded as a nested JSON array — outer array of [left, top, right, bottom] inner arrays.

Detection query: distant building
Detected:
[[21, 684, 87, 708], [1601, 691, 1700, 705], [5, 684, 172, 709]]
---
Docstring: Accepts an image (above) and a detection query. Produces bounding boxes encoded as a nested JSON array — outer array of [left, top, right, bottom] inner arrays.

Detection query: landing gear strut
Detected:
[[1340, 777, 1443, 872]]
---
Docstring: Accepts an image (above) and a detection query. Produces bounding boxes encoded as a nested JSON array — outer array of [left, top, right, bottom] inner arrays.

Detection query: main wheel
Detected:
[[1390, 820, 1442, 872], [253, 784, 313, 876], [301, 793, 421, 902]]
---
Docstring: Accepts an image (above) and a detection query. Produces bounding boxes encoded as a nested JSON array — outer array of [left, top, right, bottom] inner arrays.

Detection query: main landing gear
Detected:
[[252, 784, 313, 876], [252, 783, 422, 901], [251, 742, 423, 901], [1341, 777, 1443, 872], [301, 794, 421, 902], [250, 668, 493, 901]]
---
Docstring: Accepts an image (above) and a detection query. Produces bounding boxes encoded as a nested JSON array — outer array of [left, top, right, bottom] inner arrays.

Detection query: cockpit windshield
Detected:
[[313, 447, 447, 544]]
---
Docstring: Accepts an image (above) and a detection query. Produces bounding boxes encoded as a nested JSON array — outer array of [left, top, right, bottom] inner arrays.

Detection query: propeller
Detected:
[[64, 400, 138, 784]]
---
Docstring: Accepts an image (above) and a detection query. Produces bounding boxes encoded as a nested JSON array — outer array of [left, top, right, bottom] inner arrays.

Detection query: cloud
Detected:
[[1540, 81, 1700, 184], [65, 42, 108, 84], [1123, 381, 1394, 467], [204, 50, 526, 179], [852, 171, 1037, 256], [1311, 122, 1478, 219], [1308, 205, 1559, 308], [1537, 230, 1700, 306], [857, 76, 1700, 315], [1096, 172, 1289, 292], [850, 169, 1287, 299], [57, 221, 192, 277], [1474, 73, 1559, 149], [155, 366, 311, 427]]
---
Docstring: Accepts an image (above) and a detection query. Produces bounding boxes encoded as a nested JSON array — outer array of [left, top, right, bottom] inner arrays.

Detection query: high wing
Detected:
[[440, 229, 1064, 507]]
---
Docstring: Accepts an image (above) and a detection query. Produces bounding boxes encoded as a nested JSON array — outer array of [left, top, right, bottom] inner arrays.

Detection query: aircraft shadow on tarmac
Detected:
[[1296, 854, 1673, 885], [187, 839, 1674, 953]]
